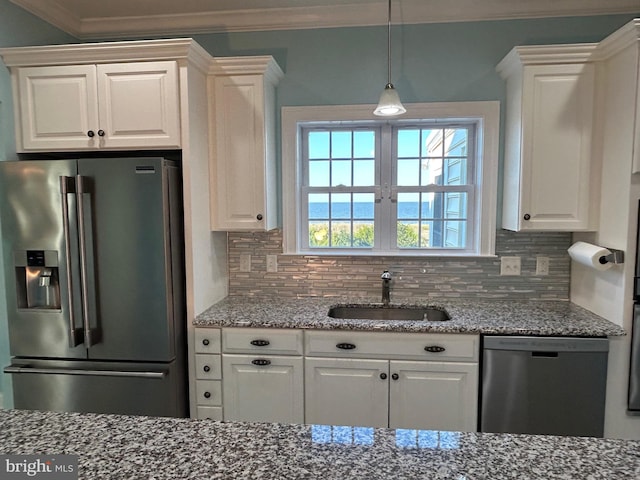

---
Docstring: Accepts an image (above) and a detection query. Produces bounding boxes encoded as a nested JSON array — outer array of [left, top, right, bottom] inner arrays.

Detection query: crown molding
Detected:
[[210, 56, 284, 84], [593, 18, 640, 60], [9, 0, 640, 40], [0, 38, 212, 67], [496, 44, 599, 78]]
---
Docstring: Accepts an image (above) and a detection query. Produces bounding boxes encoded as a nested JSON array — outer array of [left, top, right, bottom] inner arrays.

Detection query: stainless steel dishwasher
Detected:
[[480, 336, 609, 437]]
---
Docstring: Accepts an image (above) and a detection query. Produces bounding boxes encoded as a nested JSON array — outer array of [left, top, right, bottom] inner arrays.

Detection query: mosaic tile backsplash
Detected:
[[228, 230, 571, 300]]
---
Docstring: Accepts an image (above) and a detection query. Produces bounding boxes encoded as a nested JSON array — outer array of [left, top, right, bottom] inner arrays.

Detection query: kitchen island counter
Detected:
[[194, 297, 626, 337], [0, 409, 638, 479]]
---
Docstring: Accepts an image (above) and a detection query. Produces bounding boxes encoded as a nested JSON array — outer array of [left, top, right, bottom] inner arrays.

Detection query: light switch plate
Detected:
[[536, 256, 550, 275], [266, 255, 278, 273], [500, 256, 521, 276], [239, 254, 251, 272]]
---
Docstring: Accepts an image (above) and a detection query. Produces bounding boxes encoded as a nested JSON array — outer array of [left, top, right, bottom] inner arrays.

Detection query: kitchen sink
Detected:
[[327, 305, 451, 322]]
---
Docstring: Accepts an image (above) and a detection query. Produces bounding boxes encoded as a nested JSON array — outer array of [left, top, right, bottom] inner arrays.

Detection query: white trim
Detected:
[[282, 101, 499, 256], [9, 0, 640, 39]]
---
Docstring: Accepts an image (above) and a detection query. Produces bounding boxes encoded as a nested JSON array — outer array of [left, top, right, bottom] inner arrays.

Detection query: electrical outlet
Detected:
[[239, 254, 251, 273], [500, 256, 521, 276], [536, 256, 550, 275], [266, 255, 278, 273]]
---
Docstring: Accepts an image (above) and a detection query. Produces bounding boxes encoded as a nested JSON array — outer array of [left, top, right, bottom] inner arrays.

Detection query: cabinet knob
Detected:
[[336, 343, 356, 350], [203, 365, 211, 373], [250, 339, 270, 347], [256, 214, 263, 221], [87, 130, 95, 138], [380, 373, 387, 380], [391, 373, 399, 381], [204, 391, 211, 399], [251, 359, 271, 366], [202, 339, 210, 346], [523, 214, 531, 221], [97, 129, 105, 137], [424, 345, 446, 353]]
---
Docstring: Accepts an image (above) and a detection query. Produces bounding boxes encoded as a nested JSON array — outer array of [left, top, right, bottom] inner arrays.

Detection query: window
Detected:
[[282, 102, 499, 256]]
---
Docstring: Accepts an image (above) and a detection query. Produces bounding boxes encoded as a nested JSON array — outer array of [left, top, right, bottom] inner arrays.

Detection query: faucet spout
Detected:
[[381, 270, 391, 306]]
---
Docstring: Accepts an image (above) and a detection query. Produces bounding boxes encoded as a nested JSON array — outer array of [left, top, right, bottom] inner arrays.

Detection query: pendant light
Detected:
[[374, 0, 406, 116]]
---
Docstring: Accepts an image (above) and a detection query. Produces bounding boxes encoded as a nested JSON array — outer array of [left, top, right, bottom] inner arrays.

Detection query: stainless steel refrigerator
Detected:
[[0, 157, 187, 417]]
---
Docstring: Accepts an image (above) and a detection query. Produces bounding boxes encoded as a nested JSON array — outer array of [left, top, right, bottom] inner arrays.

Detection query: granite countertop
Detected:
[[194, 297, 626, 337], [0, 409, 638, 479]]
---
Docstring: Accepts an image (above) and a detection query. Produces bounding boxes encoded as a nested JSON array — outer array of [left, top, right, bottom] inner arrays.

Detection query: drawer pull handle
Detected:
[[252, 359, 271, 366], [250, 339, 270, 347], [202, 339, 210, 346], [204, 391, 211, 399], [203, 365, 211, 373], [336, 343, 356, 350], [424, 345, 446, 353]]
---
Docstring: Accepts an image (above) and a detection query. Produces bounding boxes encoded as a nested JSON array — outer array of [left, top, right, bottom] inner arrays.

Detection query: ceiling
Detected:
[[10, 0, 640, 40]]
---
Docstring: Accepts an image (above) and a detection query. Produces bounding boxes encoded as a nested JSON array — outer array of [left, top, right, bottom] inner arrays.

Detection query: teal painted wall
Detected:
[[0, 0, 77, 405]]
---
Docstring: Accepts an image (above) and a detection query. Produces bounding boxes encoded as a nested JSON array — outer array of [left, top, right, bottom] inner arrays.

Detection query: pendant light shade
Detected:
[[374, 0, 405, 117]]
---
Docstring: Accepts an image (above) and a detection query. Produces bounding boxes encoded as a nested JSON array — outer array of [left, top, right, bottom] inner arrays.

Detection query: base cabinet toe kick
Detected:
[[192, 327, 480, 432]]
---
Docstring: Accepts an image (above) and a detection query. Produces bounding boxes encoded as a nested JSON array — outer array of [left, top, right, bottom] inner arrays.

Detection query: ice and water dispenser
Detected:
[[15, 250, 61, 310]]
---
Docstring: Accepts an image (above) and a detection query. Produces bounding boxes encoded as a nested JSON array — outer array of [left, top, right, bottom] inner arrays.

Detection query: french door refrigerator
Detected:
[[0, 157, 187, 417]]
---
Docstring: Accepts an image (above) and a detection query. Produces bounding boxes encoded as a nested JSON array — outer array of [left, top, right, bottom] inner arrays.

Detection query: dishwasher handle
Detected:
[[483, 336, 609, 353]]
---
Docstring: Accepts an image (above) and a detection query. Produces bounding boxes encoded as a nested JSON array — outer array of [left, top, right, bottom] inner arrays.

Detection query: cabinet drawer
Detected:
[[305, 331, 479, 362], [195, 354, 222, 380], [195, 380, 222, 406], [194, 328, 221, 354], [222, 328, 303, 355], [196, 406, 223, 421]]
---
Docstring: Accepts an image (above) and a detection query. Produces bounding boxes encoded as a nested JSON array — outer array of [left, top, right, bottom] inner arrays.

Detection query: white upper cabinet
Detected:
[[15, 61, 180, 151], [498, 46, 597, 231], [209, 56, 283, 231]]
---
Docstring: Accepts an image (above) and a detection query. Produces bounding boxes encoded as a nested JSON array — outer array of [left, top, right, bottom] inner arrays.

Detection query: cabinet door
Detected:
[[222, 354, 303, 424], [388, 361, 478, 432], [519, 63, 595, 230], [305, 357, 389, 428], [96, 62, 180, 149], [17, 65, 99, 151], [211, 74, 267, 230]]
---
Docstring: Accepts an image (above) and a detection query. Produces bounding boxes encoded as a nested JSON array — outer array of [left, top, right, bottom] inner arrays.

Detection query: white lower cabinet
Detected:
[[304, 331, 479, 431], [222, 354, 304, 424]]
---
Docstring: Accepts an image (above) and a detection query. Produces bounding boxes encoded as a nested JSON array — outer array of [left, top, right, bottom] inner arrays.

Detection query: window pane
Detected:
[[444, 129, 468, 157], [331, 131, 351, 158], [309, 221, 329, 247], [353, 160, 375, 186], [331, 160, 352, 187], [353, 221, 374, 247], [309, 160, 330, 186], [445, 192, 467, 219], [423, 129, 444, 157], [442, 158, 466, 185], [420, 158, 443, 186], [354, 131, 375, 158], [353, 193, 374, 219], [444, 220, 466, 248], [331, 221, 351, 247], [421, 192, 436, 219], [397, 129, 420, 158], [309, 131, 330, 159], [398, 193, 419, 219], [397, 221, 419, 248], [331, 193, 351, 219], [308, 193, 329, 219], [397, 159, 420, 186]]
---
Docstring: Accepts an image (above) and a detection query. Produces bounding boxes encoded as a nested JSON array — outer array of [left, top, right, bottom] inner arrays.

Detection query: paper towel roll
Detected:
[[568, 241, 613, 271]]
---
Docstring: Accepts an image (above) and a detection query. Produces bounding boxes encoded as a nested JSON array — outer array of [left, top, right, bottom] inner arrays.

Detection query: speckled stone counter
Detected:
[[0, 409, 638, 479], [194, 297, 626, 337]]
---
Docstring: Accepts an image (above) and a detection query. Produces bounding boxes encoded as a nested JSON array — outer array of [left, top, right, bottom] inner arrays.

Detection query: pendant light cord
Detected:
[[386, 0, 392, 86]]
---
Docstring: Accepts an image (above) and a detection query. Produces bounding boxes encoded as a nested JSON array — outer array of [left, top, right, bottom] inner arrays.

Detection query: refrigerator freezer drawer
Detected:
[[6, 358, 187, 418]]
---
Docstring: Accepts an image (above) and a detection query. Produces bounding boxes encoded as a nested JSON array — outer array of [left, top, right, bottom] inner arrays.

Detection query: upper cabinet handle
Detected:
[[87, 130, 95, 138], [97, 129, 105, 137]]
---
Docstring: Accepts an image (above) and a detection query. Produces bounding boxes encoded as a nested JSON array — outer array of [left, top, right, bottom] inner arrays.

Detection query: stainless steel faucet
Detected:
[[381, 270, 391, 306]]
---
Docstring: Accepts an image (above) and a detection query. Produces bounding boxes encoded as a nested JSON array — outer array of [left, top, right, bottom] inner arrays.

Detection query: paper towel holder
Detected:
[[600, 249, 625, 265]]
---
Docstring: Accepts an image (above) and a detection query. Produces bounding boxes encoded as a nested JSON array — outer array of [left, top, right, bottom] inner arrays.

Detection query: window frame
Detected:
[[282, 102, 500, 257]]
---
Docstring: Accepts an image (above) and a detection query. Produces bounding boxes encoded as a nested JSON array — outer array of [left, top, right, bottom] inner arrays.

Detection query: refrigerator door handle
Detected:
[[75, 175, 100, 347], [60, 176, 84, 348], [4, 365, 166, 379]]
